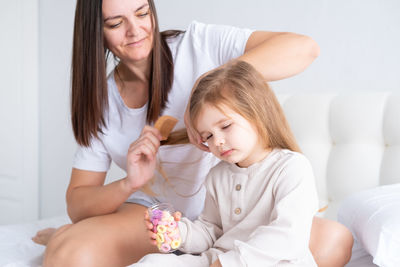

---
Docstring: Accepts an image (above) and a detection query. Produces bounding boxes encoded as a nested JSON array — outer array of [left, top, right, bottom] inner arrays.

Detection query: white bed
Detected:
[[0, 216, 70, 267], [1, 92, 399, 267]]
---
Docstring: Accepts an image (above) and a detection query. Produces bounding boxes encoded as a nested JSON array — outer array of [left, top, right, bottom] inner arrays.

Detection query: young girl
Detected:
[[136, 60, 322, 266]]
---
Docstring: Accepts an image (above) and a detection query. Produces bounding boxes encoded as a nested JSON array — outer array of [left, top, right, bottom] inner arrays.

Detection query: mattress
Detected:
[[0, 215, 377, 267], [0, 216, 70, 267]]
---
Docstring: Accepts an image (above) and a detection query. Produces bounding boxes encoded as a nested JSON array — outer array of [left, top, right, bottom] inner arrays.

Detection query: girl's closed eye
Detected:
[[221, 122, 232, 130]]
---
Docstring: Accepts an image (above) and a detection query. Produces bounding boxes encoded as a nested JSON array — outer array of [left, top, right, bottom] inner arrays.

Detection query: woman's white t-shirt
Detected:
[[72, 21, 253, 219]]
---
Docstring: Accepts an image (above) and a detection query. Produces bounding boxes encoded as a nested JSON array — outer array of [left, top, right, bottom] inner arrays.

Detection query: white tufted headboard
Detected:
[[277, 93, 400, 219]]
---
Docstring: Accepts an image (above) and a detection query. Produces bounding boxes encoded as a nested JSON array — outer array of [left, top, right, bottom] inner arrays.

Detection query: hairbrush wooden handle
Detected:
[[154, 115, 178, 141]]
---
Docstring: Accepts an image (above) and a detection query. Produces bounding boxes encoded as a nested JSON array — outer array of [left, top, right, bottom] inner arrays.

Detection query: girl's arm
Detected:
[[177, 175, 223, 254], [67, 126, 161, 223], [240, 31, 320, 81]]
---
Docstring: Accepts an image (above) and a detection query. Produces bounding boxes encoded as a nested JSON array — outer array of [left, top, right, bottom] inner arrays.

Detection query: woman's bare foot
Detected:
[[32, 228, 57, 245]]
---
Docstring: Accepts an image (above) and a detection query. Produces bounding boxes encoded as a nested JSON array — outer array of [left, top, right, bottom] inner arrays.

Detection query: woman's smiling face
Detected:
[[102, 0, 154, 63]]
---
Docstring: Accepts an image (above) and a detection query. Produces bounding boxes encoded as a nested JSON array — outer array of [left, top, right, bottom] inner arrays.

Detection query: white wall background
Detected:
[[2, 0, 399, 221], [0, 0, 39, 224]]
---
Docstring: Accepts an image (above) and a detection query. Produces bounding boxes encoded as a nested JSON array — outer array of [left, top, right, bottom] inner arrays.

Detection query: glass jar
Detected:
[[148, 202, 182, 253]]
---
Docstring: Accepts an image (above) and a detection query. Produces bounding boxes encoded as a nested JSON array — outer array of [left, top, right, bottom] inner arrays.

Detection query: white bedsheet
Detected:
[[0, 216, 70, 267], [0, 215, 377, 267], [346, 239, 378, 267]]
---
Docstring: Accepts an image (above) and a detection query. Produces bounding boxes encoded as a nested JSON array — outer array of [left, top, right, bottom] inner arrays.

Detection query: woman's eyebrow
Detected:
[[104, 4, 149, 22]]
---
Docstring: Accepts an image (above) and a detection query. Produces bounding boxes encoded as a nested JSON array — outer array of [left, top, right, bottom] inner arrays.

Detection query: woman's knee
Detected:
[[331, 221, 354, 266], [310, 217, 354, 267], [43, 225, 99, 267]]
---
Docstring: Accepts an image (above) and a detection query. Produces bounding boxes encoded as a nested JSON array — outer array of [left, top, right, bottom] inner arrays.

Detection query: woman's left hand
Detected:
[[210, 259, 222, 267]]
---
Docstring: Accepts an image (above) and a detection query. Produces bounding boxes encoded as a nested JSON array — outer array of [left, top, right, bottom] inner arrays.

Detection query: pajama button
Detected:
[[234, 208, 241, 215], [235, 184, 241, 191]]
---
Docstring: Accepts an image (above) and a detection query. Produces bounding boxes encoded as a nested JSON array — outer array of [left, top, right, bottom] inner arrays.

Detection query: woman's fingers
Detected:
[[128, 126, 162, 161], [129, 127, 161, 150], [142, 125, 162, 140], [128, 143, 156, 164]]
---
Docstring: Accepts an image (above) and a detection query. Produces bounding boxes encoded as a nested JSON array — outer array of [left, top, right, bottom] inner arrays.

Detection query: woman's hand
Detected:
[[210, 259, 222, 267], [124, 125, 162, 192]]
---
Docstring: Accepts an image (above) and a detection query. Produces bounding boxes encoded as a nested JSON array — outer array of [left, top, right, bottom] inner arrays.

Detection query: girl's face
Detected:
[[195, 104, 269, 168], [103, 0, 154, 64]]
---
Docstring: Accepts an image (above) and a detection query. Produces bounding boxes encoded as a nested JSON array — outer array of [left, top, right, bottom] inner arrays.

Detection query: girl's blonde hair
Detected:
[[188, 60, 301, 153], [146, 60, 301, 196]]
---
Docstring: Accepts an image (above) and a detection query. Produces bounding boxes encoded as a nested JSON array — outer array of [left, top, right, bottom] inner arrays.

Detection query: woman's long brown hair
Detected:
[[71, 0, 183, 146]]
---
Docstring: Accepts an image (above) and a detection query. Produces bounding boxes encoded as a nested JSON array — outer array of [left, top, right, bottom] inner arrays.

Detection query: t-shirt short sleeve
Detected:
[[188, 21, 254, 66], [72, 137, 111, 172]]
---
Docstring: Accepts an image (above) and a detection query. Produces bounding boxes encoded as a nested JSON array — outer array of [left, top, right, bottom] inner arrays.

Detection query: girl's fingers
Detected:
[[189, 129, 210, 152], [173, 211, 182, 221], [147, 230, 157, 246], [147, 229, 157, 240], [144, 211, 155, 230], [184, 119, 210, 152]]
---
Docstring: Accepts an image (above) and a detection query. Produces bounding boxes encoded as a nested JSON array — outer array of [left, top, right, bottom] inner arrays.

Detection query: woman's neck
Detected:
[[115, 59, 151, 109], [117, 58, 151, 83]]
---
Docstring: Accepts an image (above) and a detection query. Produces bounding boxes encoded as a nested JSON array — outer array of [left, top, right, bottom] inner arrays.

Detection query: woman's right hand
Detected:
[[124, 125, 162, 193]]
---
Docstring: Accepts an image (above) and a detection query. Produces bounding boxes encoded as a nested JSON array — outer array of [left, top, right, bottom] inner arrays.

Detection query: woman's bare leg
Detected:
[[43, 203, 158, 267], [310, 217, 354, 267]]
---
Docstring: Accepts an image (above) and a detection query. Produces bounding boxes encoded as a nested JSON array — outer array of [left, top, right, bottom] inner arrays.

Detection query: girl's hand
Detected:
[[124, 125, 162, 192], [145, 210, 158, 246], [145, 210, 182, 247], [184, 75, 210, 152], [184, 105, 209, 152], [173, 211, 182, 221]]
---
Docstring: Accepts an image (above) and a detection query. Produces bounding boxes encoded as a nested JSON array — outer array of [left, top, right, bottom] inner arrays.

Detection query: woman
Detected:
[[39, 0, 352, 266]]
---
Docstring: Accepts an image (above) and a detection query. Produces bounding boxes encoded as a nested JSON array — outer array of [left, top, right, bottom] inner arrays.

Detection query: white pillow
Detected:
[[338, 184, 400, 267]]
